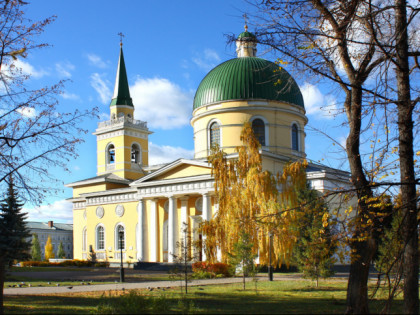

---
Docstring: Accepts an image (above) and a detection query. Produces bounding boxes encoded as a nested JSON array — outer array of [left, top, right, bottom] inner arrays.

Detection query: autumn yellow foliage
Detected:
[[201, 122, 307, 267], [44, 235, 55, 261]]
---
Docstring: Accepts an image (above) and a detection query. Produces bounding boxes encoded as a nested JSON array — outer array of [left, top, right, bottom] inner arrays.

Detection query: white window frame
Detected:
[[130, 142, 142, 165], [82, 227, 87, 252], [96, 224, 106, 251], [291, 122, 300, 151], [207, 119, 222, 152], [250, 116, 269, 147], [115, 223, 126, 251], [106, 143, 116, 164]]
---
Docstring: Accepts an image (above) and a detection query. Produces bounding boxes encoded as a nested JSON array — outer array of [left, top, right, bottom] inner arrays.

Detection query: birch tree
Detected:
[[0, 0, 96, 204], [201, 122, 307, 267], [250, 0, 419, 312]]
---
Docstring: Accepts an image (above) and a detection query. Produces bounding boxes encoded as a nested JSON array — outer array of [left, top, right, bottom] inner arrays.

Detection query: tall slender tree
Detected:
[[0, 178, 30, 314], [30, 234, 41, 261], [293, 188, 337, 287], [57, 241, 65, 259], [44, 235, 54, 261]]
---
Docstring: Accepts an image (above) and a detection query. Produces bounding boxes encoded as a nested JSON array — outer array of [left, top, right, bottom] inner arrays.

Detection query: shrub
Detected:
[[19, 259, 109, 268], [96, 291, 170, 314], [192, 262, 231, 277]]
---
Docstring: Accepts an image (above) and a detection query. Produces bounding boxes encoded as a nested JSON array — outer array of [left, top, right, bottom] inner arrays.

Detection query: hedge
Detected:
[[20, 260, 109, 268], [192, 261, 231, 277]]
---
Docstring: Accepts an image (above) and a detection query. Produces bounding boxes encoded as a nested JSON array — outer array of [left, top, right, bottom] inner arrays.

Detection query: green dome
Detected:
[[193, 57, 305, 110], [237, 31, 256, 39]]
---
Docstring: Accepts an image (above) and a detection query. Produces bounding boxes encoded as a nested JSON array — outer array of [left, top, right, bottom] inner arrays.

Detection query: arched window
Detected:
[[96, 225, 105, 251], [107, 144, 115, 164], [209, 122, 220, 148], [292, 124, 299, 151], [252, 119, 266, 146], [82, 227, 87, 252], [131, 144, 141, 164], [116, 224, 125, 250]]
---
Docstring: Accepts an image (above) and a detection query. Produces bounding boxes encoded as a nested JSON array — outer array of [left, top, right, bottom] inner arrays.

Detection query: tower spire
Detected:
[[110, 42, 133, 107]]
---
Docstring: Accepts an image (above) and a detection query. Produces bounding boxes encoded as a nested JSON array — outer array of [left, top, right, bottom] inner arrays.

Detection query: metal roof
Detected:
[[25, 221, 73, 231], [193, 57, 304, 110], [237, 31, 256, 39], [110, 46, 133, 107]]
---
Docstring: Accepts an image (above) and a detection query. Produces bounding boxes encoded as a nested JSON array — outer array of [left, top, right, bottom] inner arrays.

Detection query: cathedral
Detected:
[[66, 27, 351, 265]]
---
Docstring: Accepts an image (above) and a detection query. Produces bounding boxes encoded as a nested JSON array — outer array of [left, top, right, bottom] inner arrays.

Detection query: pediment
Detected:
[[131, 159, 212, 186]]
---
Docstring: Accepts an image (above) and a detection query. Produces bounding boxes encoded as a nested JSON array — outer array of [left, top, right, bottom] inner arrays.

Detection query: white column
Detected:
[[202, 193, 210, 221], [149, 199, 157, 262], [180, 197, 188, 227], [201, 193, 210, 261], [180, 197, 189, 255], [136, 199, 144, 261], [168, 196, 176, 263]]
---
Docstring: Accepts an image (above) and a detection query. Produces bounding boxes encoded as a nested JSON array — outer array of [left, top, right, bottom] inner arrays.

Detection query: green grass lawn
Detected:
[[4, 279, 405, 314]]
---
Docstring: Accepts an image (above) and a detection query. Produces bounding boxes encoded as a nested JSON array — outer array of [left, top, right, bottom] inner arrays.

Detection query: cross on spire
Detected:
[[118, 32, 125, 47], [243, 13, 248, 31]]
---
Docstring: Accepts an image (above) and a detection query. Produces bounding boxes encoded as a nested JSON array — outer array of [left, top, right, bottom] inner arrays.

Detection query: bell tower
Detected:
[[94, 43, 151, 180]]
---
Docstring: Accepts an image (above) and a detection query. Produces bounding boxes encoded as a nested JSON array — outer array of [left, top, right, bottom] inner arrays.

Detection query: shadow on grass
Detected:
[[5, 295, 99, 314], [288, 286, 345, 293]]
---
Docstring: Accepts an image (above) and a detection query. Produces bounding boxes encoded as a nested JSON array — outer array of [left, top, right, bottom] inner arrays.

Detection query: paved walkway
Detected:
[[4, 277, 257, 295], [4, 273, 325, 296]]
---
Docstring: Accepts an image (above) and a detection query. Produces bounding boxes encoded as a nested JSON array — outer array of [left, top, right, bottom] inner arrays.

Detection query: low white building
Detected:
[[26, 221, 73, 259]]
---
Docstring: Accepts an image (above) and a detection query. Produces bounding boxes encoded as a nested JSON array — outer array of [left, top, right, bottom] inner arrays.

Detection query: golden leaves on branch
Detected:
[[201, 122, 307, 267]]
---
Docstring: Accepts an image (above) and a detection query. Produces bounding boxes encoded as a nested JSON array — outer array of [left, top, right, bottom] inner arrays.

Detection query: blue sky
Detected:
[[20, 0, 349, 222]]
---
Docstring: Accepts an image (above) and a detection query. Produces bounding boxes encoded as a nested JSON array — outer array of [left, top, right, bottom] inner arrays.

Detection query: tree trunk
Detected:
[[345, 89, 376, 314], [243, 261, 246, 290], [395, 0, 419, 313], [346, 239, 376, 314], [0, 259, 4, 315]]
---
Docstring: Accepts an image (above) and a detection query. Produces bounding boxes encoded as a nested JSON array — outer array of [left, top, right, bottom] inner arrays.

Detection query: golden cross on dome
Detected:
[[243, 13, 248, 31], [118, 32, 125, 46]]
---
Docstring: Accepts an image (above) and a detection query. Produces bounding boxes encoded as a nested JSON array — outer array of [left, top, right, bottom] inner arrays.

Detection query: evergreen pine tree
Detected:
[[57, 241, 65, 259], [293, 187, 337, 287], [0, 177, 30, 313], [44, 235, 54, 261], [31, 234, 42, 261]]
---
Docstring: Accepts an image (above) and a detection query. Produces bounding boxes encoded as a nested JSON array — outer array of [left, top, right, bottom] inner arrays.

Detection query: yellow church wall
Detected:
[[73, 184, 107, 198], [155, 165, 211, 181], [261, 158, 286, 177], [73, 209, 85, 260], [79, 201, 138, 264], [72, 182, 129, 198], [188, 197, 201, 216], [110, 106, 134, 118], [97, 134, 148, 178], [192, 100, 306, 159]]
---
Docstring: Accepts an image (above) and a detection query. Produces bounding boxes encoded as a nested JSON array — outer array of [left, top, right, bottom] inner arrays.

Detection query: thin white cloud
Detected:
[[90, 73, 112, 104], [17, 106, 37, 118], [13, 59, 48, 78], [192, 49, 221, 72], [99, 112, 110, 121], [87, 53, 108, 69], [61, 91, 79, 100], [23, 199, 73, 224], [130, 77, 193, 129], [149, 142, 194, 165], [300, 83, 338, 119], [55, 61, 75, 78], [73, 165, 80, 171]]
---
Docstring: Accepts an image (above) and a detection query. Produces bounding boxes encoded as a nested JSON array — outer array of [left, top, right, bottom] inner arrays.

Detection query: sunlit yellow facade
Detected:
[[67, 31, 351, 266]]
